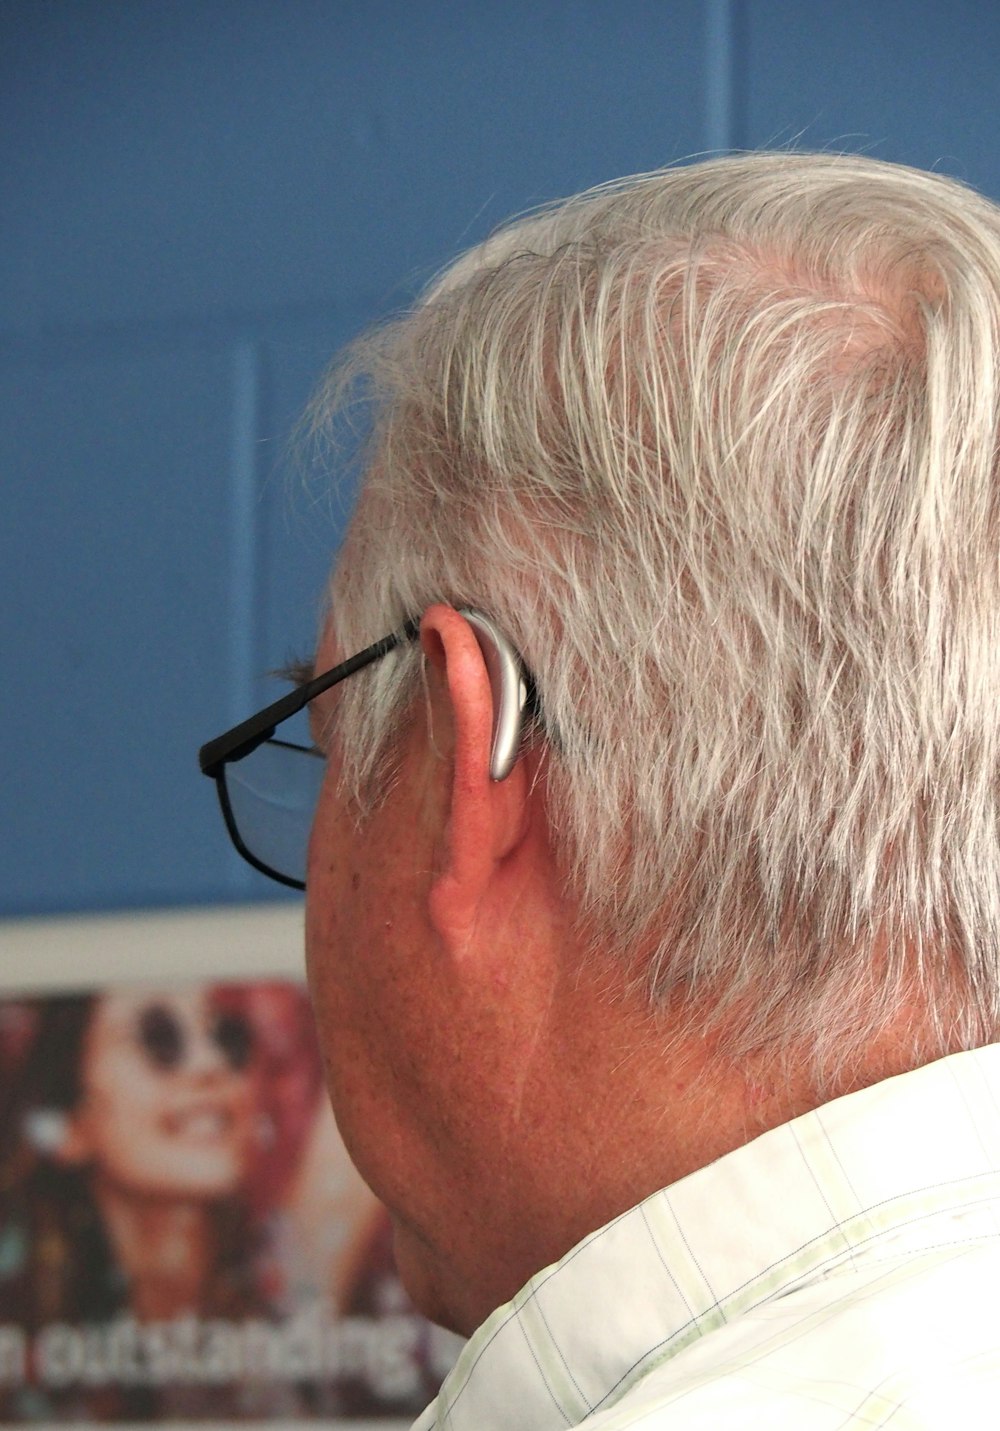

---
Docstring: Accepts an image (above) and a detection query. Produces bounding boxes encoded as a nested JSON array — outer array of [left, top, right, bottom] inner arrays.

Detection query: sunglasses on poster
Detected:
[[134, 1003, 255, 1074], [21, 1002, 257, 1158]]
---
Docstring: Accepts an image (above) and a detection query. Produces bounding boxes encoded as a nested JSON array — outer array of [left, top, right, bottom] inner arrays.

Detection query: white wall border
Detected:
[[0, 903, 307, 994]]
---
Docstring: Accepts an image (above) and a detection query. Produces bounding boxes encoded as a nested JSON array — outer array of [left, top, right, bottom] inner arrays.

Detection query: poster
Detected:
[[0, 909, 461, 1426]]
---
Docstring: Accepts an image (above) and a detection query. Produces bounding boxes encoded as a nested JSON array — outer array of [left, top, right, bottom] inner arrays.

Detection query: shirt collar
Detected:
[[414, 1044, 1000, 1431]]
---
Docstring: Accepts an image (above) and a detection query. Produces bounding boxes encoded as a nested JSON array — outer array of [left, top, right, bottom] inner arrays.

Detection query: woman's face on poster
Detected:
[[66, 988, 258, 1201]]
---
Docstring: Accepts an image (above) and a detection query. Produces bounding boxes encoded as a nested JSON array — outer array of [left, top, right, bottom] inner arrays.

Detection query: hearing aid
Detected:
[[459, 609, 530, 781]]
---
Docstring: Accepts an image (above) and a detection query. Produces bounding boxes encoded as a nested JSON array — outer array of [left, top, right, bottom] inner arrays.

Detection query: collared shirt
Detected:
[[413, 1045, 1000, 1429]]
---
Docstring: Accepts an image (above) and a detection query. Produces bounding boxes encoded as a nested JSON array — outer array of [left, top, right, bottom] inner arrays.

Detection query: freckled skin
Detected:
[[303, 606, 837, 1335], [305, 642, 656, 1328], [304, 623, 585, 1329]]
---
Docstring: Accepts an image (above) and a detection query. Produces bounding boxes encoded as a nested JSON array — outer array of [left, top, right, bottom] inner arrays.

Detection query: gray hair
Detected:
[[310, 151, 1000, 1088]]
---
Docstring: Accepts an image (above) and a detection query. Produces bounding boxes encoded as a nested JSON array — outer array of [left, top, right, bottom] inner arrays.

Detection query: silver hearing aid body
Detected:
[[459, 609, 530, 781]]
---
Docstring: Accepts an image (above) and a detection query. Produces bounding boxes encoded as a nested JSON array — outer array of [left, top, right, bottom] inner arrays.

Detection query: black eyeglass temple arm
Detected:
[[198, 620, 420, 778]]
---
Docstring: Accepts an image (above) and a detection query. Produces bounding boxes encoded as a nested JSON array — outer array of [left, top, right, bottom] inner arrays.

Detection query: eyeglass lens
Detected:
[[223, 741, 326, 886], [137, 1003, 254, 1073]]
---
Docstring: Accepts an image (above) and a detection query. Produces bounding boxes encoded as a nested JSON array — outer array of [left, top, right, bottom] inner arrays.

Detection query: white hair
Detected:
[[309, 151, 1000, 1088]]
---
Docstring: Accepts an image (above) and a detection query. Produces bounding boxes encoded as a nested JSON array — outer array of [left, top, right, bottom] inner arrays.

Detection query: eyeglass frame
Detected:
[[199, 612, 540, 891], [199, 619, 420, 890]]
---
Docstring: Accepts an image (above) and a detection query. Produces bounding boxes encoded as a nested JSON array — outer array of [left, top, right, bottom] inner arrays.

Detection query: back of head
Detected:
[[312, 152, 1000, 1090]]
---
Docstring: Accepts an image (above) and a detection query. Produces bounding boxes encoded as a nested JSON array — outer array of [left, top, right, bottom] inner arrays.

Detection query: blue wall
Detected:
[[3, 0, 1000, 916]]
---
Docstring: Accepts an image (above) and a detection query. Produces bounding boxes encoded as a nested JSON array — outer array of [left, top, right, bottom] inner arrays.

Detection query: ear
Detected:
[[419, 604, 533, 956]]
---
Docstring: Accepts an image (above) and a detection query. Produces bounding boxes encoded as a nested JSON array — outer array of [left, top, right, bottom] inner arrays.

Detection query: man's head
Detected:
[[305, 152, 1000, 1329]]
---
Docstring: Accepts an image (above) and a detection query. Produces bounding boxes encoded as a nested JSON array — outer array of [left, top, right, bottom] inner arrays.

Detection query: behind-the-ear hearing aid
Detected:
[[459, 609, 530, 781]]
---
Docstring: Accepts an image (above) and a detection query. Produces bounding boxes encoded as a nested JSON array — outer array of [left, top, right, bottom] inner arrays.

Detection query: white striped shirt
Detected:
[[414, 1044, 1000, 1429]]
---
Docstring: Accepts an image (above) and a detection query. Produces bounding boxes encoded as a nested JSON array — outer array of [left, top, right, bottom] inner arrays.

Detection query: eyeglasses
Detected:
[[137, 1002, 254, 1073], [199, 620, 420, 890], [201, 612, 539, 891]]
